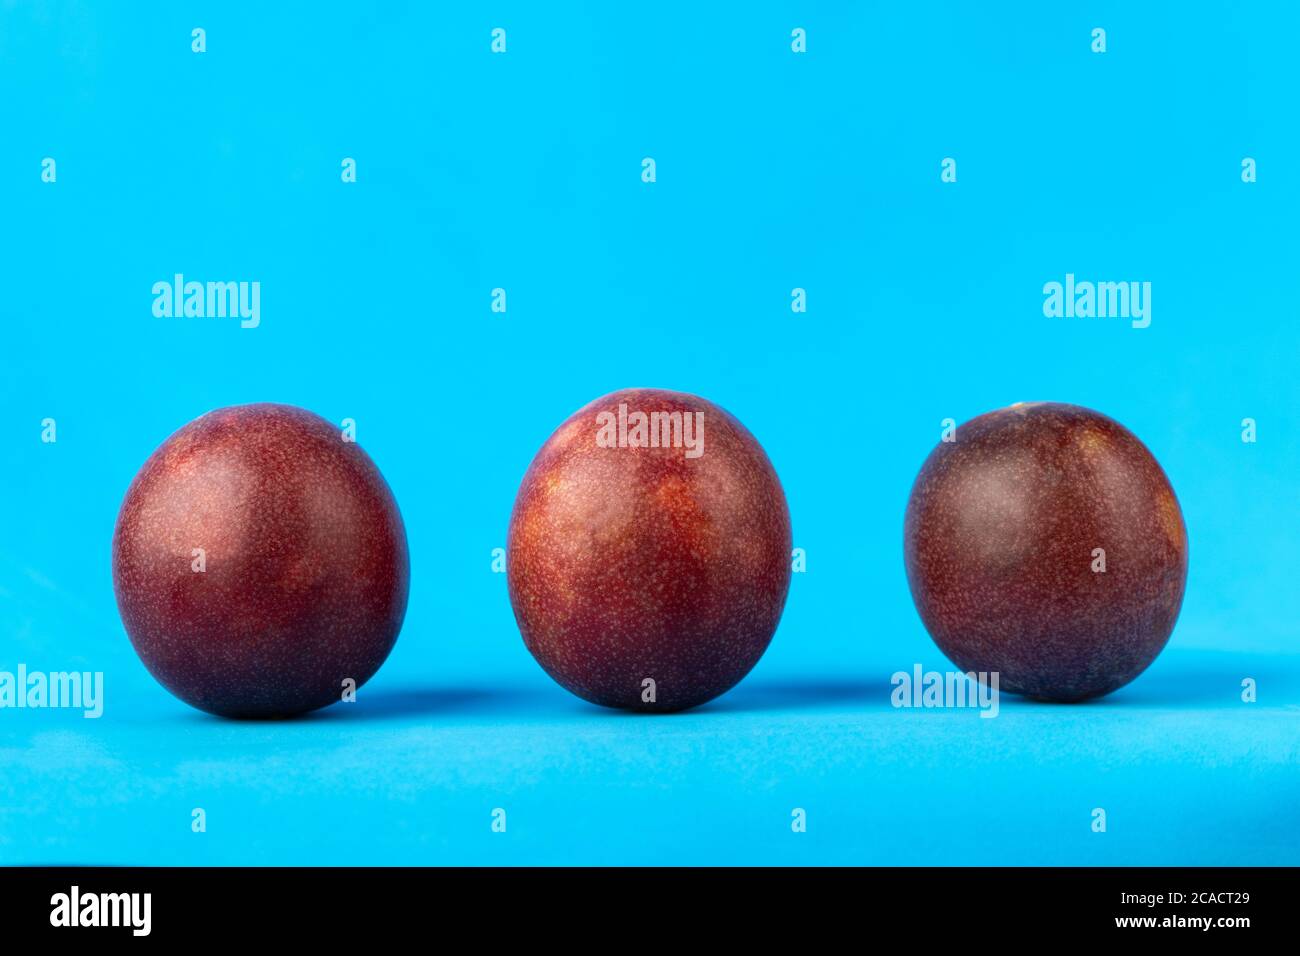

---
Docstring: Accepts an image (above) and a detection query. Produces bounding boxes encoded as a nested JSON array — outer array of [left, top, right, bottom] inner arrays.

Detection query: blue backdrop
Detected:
[[1, 2, 1296, 865]]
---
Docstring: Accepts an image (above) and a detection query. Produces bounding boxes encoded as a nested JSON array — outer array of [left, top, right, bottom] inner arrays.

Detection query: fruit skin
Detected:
[[903, 402, 1188, 702], [507, 388, 792, 712], [111, 403, 409, 718]]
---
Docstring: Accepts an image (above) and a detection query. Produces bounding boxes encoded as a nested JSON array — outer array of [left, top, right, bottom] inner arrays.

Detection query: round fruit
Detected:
[[112, 403, 409, 718], [507, 388, 792, 711], [903, 402, 1188, 701]]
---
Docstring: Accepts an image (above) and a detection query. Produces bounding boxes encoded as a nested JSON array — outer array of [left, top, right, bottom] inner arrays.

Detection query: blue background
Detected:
[[1, 2, 1297, 865]]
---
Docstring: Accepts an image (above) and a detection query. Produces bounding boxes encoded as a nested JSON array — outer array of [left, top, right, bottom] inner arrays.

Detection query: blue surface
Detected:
[[1, 2, 1297, 865]]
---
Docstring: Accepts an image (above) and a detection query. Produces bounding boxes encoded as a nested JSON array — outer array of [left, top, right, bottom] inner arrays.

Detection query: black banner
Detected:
[[0, 866, 1288, 941]]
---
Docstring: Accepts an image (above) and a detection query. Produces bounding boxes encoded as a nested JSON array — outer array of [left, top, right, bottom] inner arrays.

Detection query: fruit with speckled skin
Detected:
[[112, 403, 409, 718], [507, 389, 792, 711], [904, 402, 1188, 701]]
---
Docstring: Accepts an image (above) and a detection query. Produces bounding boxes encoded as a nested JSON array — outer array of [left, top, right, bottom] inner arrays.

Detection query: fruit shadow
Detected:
[[1076, 650, 1299, 710], [309, 679, 893, 721], [177, 685, 558, 724], [705, 651, 1296, 715], [300, 684, 565, 722], [697, 677, 894, 715], [181, 651, 1293, 722]]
